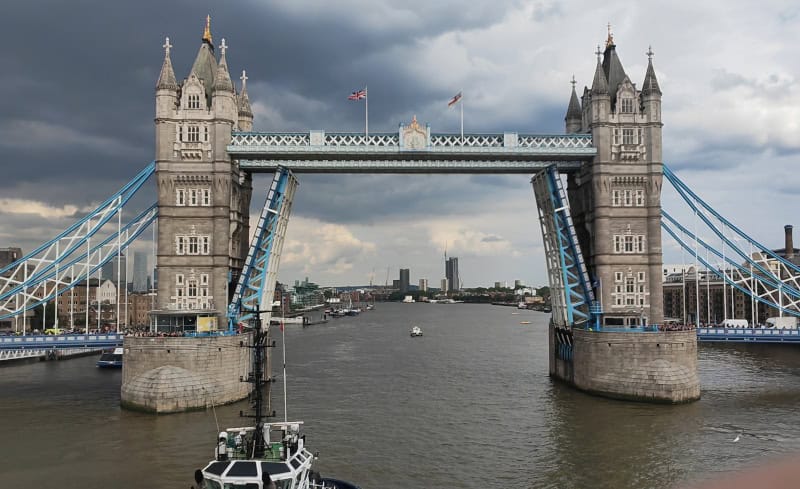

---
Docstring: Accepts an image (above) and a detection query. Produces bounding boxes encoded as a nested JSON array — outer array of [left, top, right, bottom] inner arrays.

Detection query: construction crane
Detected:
[[384, 266, 390, 288]]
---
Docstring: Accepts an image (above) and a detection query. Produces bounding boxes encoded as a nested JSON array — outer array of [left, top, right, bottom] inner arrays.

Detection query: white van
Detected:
[[765, 317, 797, 329], [721, 319, 749, 328]]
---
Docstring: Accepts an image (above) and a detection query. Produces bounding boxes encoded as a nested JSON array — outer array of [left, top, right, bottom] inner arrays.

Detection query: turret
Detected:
[[641, 47, 662, 122], [565, 76, 582, 133], [212, 38, 237, 122], [589, 45, 610, 124], [156, 37, 178, 119], [238, 70, 254, 132]]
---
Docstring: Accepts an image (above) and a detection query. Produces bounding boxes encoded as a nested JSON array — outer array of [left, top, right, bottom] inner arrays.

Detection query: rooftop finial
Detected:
[[240, 70, 248, 86], [646, 45, 654, 60], [220, 38, 228, 56], [595, 44, 602, 61], [203, 15, 212, 44], [606, 22, 614, 47], [163, 37, 172, 57], [570, 75, 576, 89]]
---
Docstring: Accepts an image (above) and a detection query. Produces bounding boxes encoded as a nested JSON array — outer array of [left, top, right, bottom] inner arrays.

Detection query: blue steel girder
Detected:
[[0, 205, 158, 320], [532, 166, 594, 328], [662, 219, 800, 317], [228, 167, 298, 330], [228, 131, 595, 173]]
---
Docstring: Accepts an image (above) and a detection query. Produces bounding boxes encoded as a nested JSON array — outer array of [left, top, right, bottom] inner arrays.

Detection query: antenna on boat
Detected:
[[281, 298, 288, 423]]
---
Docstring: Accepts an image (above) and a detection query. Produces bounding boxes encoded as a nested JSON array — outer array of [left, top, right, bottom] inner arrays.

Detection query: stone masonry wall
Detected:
[[121, 334, 252, 413], [572, 329, 700, 403], [549, 324, 700, 404]]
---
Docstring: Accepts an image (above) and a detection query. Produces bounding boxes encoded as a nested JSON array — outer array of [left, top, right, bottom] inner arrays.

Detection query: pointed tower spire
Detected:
[[156, 37, 178, 90], [214, 38, 234, 93], [641, 46, 662, 96], [238, 70, 254, 118], [203, 14, 213, 45], [591, 45, 608, 95], [565, 75, 582, 133]]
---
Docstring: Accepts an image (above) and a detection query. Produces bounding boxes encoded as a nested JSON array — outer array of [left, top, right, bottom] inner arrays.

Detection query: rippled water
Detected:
[[2, 303, 800, 488]]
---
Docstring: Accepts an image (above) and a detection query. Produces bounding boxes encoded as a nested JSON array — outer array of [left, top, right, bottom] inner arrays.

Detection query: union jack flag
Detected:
[[348, 88, 367, 100]]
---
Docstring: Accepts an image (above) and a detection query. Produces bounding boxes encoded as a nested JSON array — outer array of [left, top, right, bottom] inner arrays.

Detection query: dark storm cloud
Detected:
[[1, 0, 543, 211]]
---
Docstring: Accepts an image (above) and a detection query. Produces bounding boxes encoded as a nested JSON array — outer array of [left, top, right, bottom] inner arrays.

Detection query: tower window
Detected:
[[620, 98, 634, 113], [176, 189, 185, 206], [202, 188, 211, 206], [188, 126, 200, 142], [204, 126, 209, 142], [635, 190, 645, 206], [622, 128, 635, 145], [188, 94, 200, 109]]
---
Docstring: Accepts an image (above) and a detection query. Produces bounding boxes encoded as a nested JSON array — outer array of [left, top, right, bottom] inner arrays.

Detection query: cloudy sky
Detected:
[[2, 0, 799, 289]]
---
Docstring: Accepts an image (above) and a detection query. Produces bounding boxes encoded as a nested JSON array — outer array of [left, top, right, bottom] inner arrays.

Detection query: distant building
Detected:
[[133, 251, 149, 292], [446, 257, 460, 292], [419, 278, 428, 292], [399, 268, 410, 293], [292, 277, 324, 308], [392, 279, 400, 290], [514, 279, 523, 288], [0, 247, 22, 270], [129, 292, 156, 328], [101, 254, 128, 285], [440, 278, 448, 292]]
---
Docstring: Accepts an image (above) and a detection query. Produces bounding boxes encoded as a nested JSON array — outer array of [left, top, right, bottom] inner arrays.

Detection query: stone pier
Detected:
[[550, 325, 700, 403], [121, 334, 252, 413]]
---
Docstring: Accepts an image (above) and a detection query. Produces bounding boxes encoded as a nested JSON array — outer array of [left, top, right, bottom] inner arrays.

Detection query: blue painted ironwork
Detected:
[[227, 167, 297, 331], [661, 216, 800, 318], [664, 165, 800, 275], [0, 162, 157, 321], [0, 204, 158, 320], [532, 165, 595, 328], [0, 333, 124, 350]]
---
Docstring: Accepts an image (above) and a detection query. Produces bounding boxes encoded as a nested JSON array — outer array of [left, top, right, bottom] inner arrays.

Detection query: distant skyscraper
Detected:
[[101, 254, 127, 285], [440, 278, 448, 292], [514, 279, 523, 288], [419, 278, 428, 292], [399, 268, 410, 293], [494, 281, 502, 289], [445, 257, 459, 292], [133, 251, 148, 292]]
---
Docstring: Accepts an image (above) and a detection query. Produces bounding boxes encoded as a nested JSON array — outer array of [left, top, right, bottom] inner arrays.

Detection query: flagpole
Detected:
[[460, 89, 464, 144], [365, 85, 369, 142]]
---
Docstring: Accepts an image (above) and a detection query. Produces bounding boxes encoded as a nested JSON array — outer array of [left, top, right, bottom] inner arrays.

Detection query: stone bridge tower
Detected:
[[566, 34, 664, 327], [152, 17, 253, 330]]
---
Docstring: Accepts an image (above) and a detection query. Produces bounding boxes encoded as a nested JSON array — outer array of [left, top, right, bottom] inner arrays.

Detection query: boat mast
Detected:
[[243, 310, 273, 458]]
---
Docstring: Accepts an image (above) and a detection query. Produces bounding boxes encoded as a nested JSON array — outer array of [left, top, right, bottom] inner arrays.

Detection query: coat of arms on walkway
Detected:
[[401, 116, 428, 150]]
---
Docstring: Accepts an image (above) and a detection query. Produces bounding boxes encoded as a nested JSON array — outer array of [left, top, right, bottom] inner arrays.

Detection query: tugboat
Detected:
[[191, 314, 361, 489]]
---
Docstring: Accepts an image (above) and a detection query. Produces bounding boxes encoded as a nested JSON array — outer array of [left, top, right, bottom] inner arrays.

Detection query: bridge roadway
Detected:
[[697, 327, 800, 343], [228, 131, 595, 173], [0, 333, 124, 350]]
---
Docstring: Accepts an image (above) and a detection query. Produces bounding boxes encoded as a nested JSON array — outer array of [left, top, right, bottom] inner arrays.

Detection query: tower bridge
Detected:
[[9, 21, 800, 411]]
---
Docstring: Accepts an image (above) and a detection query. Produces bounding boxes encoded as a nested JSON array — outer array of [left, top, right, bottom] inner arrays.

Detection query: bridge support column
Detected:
[[549, 324, 700, 403]]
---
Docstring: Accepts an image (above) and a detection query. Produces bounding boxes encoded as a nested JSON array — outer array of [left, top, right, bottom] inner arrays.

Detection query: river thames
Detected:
[[2, 302, 800, 488]]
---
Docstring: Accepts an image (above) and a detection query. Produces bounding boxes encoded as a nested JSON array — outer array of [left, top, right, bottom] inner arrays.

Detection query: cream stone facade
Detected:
[[565, 37, 664, 327], [152, 21, 254, 332]]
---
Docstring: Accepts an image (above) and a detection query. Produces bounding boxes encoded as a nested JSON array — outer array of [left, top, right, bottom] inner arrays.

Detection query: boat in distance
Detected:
[[410, 326, 423, 337], [96, 347, 123, 368]]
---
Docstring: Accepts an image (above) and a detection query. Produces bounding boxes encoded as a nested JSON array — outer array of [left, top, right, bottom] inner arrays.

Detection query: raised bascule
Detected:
[[6, 21, 800, 410]]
